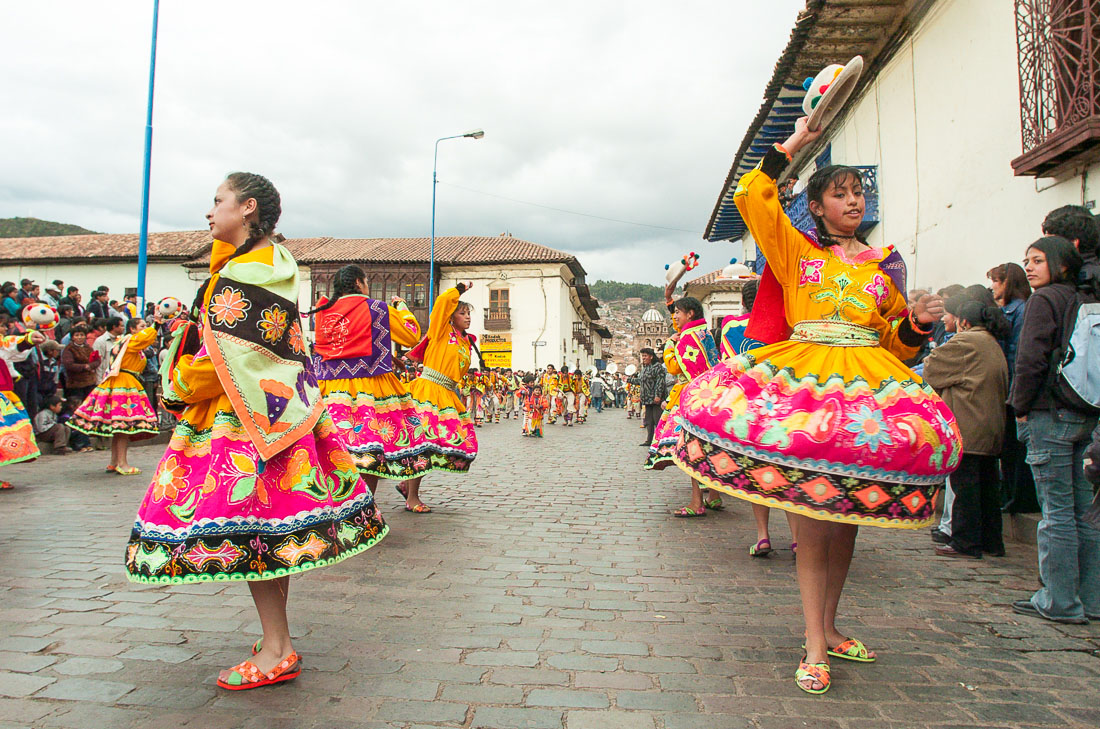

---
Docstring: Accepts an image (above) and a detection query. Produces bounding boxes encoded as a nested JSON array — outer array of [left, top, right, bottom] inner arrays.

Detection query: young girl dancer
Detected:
[[126, 172, 387, 690], [0, 329, 46, 489], [310, 264, 429, 492], [673, 118, 960, 694], [523, 384, 548, 437], [644, 297, 723, 517], [70, 316, 160, 474], [398, 284, 479, 512]]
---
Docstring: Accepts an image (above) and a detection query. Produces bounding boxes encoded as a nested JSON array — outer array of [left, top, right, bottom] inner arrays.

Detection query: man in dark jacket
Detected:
[[639, 347, 667, 447]]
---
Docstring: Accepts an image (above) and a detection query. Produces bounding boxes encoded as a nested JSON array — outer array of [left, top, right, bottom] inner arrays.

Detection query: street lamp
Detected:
[[430, 128, 485, 313]]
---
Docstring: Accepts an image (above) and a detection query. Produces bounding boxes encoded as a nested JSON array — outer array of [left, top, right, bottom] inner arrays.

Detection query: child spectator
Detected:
[[33, 395, 70, 455], [61, 324, 97, 402]]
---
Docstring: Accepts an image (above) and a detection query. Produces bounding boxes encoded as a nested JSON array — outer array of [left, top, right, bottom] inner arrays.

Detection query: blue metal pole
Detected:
[[429, 138, 440, 316], [136, 0, 160, 315]]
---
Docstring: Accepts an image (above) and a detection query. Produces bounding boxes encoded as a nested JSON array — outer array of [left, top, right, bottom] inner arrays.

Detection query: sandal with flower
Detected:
[[671, 506, 706, 518], [749, 538, 773, 558], [105, 465, 117, 473], [395, 482, 409, 499], [115, 466, 142, 476], [703, 497, 724, 511], [795, 659, 830, 695], [217, 650, 301, 691], [405, 503, 432, 513], [800, 636, 876, 663], [828, 637, 876, 663], [0, 481, 13, 490]]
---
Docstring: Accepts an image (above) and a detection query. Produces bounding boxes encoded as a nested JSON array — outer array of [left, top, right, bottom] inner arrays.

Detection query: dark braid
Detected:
[[223, 171, 282, 260], [305, 265, 366, 315]]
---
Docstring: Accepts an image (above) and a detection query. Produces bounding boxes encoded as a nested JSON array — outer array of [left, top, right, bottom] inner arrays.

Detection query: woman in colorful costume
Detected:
[[541, 365, 560, 424], [398, 283, 478, 512], [645, 297, 724, 517], [575, 369, 590, 423], [310, 264, 428, 491], [673, 118, 960, 694], [70, 316, 160, 475], [126, 172, 387, 691], [0, 329, 46, 489]]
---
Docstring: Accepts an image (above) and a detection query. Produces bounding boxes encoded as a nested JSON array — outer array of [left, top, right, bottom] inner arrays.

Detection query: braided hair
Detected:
[[224, 171, 282, 258], [306, 265, 366, 316]]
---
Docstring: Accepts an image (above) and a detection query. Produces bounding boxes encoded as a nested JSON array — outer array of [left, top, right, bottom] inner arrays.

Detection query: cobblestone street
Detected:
[[1, 410, 1098, 729]]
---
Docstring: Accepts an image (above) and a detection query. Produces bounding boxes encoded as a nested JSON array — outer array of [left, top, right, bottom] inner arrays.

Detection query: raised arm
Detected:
[[388, 299, 422, 348], [426, 284, 467, 342]]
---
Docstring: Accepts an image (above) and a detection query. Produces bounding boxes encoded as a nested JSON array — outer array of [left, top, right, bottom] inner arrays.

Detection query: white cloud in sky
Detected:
[[0, 0, 804, 285]]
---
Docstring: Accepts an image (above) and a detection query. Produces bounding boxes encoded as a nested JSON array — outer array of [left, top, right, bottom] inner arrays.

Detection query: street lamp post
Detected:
[[429, 129, 484, 314]]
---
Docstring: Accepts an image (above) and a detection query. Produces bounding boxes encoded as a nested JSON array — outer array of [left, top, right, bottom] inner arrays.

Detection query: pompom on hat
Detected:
[[802, 55, 864, 132]]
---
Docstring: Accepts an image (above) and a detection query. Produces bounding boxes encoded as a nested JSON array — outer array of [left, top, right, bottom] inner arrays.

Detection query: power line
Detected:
[[438, 181, 703, 234]]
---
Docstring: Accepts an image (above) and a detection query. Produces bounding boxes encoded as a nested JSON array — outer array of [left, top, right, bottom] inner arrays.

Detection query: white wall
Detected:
[[801, 0, 1099, 290], [0, 261, 200, 309], [440, 263, 561, 372]]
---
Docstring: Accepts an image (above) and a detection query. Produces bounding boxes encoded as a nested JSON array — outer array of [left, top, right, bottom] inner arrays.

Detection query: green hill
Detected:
[[0, 217, 97, 238], [590, 280, 664, 304]]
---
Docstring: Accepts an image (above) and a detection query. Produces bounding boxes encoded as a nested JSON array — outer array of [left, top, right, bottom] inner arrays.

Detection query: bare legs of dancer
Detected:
[[110, 434, 132, 470], [752, 504, 799, 553], [218, 577, 294, 680], [791, 516, 870, 691]]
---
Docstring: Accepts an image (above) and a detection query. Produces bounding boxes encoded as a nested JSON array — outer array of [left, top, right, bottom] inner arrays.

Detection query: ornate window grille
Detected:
[[1013, 0, 1100, 176]]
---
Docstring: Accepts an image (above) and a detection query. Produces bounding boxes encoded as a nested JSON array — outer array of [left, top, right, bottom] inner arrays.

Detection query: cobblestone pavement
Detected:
[[1, 410, 1099, 729]]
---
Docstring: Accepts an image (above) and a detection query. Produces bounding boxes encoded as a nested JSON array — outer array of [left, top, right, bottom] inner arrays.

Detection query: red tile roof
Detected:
[[185, 235, 586, 274], [0, 231, 212, 264]]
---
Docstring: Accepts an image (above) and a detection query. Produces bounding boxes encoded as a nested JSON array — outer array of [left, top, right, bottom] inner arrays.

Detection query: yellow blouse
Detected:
[[734, 164, 916, 360]]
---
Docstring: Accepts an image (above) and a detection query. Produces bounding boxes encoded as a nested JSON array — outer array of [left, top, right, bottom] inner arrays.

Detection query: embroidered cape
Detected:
[[202, 240, 321, 461]]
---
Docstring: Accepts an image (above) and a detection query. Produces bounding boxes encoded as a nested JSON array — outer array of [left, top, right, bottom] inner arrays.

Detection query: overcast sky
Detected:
[[1, 1, 804, 286]]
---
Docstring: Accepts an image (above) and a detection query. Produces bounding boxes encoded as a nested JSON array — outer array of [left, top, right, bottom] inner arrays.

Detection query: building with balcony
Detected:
[[704, 0, 1100, 290]]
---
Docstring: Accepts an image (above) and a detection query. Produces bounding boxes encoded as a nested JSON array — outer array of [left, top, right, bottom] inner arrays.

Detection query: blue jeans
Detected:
[[594, 397, 603, 413], [1019, 408, 1100, 620]]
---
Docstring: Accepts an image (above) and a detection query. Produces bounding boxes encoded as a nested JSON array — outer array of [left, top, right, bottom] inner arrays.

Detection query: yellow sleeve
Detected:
[[427, 287, 461, 343], [129, 326, 159, 351], [878, 286, 919, 361], [732, 149, 810, 288], [171, 352, 226, 404], [663, 340, 683, 376], [388, 305, 422, 347]]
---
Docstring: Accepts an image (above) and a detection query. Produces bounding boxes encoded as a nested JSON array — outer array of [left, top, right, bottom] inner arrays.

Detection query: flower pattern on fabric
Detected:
[[209, 287, 250, 328], [287, 321, 306, 355], [843, 404, 894, 453], [152, 455, 189, 502], [810, 271, 872, 321], [799, 258, 825, 285], [258, 304, 289, 344], [863, 274, 889, 307]]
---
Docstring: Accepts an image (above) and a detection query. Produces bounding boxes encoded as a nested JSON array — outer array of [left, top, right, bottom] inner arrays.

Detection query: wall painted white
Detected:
[[439, 263, 600, 372], [792, 0, 1098, 291]]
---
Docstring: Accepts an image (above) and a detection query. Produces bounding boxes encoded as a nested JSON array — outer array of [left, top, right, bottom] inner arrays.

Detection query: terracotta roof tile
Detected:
[[185, 235, 584, 273], [0, 231, 212, 264]]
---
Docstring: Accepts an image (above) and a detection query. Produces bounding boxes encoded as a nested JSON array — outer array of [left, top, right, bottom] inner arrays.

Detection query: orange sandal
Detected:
[[217, 651, 301, 691], [405, 503, 432, 513]]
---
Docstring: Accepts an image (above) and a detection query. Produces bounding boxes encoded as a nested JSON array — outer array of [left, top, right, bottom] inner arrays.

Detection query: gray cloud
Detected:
[[1, 0, 803, 285]]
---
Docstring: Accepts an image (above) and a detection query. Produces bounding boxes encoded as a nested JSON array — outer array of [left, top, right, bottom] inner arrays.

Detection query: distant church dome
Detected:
[[641, 308, 663, 323]]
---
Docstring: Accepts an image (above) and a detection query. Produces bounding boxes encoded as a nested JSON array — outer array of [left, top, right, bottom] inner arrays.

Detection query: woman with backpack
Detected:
[[1011, 235, 1100, 625]]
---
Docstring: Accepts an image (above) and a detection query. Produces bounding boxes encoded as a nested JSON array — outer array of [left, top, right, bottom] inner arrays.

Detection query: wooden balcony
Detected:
[[1013, 0, 1100, 176], [484, 307, 511, 331]]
